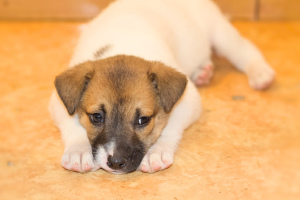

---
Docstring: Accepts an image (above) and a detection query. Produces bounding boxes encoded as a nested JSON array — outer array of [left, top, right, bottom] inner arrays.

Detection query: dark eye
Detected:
[[137, 116, 151, 126], [89, 111, 105, 125]]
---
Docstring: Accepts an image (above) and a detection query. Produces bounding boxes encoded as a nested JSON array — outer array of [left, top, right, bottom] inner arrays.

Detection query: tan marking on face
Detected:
[[76, 56, 163, 148]]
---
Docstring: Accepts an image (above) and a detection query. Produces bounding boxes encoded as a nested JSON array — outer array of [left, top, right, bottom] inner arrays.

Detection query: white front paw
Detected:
[[61, 144, 100, 173], [139, 147, 174, 173], [246, 61, 275, 90]]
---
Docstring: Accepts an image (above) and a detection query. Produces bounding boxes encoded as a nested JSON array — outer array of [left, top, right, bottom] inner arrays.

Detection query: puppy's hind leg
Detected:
[[191, 59, 214, 87], [211, 16, 275, 90], [140, 81, 201, 173]]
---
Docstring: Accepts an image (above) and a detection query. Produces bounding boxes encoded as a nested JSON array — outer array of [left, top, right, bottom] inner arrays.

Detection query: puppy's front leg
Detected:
[[140, 82, 201, 173], [49, 92, 100, 173]]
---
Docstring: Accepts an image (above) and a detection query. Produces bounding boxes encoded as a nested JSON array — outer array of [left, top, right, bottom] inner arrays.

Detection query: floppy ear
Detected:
[[148, 62, 187, 113], [55, 61, 94, 115]]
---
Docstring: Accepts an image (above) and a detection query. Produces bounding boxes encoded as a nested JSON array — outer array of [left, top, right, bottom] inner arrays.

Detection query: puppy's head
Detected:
[[55, 55, 187, 174]]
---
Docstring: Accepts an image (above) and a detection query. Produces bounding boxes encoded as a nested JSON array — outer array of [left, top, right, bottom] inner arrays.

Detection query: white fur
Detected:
[[49, 0, 274, 173]]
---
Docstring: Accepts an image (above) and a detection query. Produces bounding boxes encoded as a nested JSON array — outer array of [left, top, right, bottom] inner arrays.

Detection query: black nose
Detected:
[[107, 155, 127, 170]]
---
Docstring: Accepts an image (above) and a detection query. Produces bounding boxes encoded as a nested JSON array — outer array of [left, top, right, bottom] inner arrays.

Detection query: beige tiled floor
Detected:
[[0, 21, 299, 200]]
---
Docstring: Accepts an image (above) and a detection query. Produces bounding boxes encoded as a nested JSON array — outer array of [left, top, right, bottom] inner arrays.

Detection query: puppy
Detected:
[[49, 0, 275, 174]]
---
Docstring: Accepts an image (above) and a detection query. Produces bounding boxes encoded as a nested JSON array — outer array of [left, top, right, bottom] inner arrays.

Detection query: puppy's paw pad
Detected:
[[246, 62, 275, 90], [83, 163, 93, 172], [61, 146, 99, 173], [61, 155, 70, 168], [151, 162, 162, 171], [140, 150, 173, 173], [161, 152, 173, 168], [192, 63, 214, 86], [140, 163, 150, 173], [71, 162, 80, 172]]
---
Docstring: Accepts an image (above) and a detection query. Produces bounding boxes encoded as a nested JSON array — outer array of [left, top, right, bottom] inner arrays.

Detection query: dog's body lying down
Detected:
[[49, 0, 275, 174]]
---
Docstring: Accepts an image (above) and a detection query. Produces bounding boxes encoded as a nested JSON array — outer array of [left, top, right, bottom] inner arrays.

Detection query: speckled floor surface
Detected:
[[0, 21, 299, 200]]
